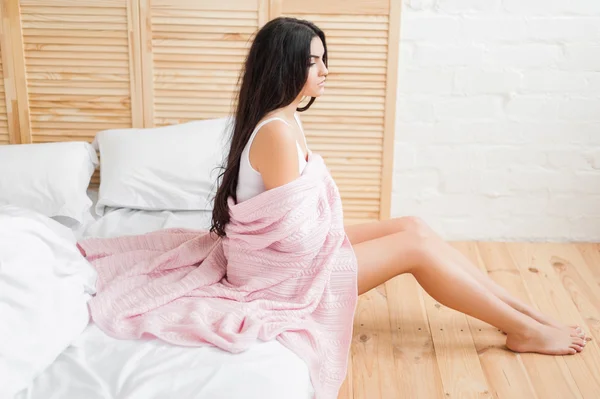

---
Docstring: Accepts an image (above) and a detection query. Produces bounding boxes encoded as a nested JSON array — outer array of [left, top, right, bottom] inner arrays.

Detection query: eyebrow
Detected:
[[310, 55, 321, 59]]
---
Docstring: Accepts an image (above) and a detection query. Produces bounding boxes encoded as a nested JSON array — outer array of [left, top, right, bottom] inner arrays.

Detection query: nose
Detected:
[[321, 64, 328, 77]]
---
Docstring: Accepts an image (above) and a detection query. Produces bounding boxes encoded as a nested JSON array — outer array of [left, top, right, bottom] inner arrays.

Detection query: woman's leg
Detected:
[[351, 229, 586, 355], [346, 217, 583, 335]]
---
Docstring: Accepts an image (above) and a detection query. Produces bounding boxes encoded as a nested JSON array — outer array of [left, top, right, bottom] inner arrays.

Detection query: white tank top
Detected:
[[236, 113, 310, 203]]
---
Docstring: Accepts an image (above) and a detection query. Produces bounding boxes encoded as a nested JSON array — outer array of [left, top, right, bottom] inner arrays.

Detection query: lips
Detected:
[[318, 80, 326, 86]]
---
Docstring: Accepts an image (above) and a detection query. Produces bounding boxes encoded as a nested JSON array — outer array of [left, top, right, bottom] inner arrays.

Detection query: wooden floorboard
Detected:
[[339, 242, 600, 399]]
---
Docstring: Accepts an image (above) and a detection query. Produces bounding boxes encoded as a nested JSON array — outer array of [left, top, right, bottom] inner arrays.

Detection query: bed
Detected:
[[0, 1, 401, 398], [0, 123, 315, 398], [15, 189, 314, 399]]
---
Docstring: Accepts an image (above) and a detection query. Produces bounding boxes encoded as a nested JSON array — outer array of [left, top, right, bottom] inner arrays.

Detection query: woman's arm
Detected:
[[250, 120, 300, 190]]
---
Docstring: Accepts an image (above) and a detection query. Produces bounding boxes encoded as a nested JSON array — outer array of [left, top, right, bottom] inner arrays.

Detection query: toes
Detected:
[[571, 330, 586, 339], [571, 344, 584, 352], [568, 348, 577, 355], [571, 325, 583, 334]]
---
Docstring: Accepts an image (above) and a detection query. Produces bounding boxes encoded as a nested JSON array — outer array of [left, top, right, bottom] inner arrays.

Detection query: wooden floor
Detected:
[[338, 242, 600, 399]]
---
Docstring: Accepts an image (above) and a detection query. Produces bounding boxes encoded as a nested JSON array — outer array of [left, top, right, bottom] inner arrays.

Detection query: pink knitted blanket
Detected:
[[77, 153, 358, 399]]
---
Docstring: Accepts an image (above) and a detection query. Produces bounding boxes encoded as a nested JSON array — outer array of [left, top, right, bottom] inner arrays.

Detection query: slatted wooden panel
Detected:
[[0, 0, 30, 145], [0, 42, 7, 144], [19, 0, 142, 144], [277, 0, 399, 224], [144, 0, 266, 127], [1, 0, 400, 221]]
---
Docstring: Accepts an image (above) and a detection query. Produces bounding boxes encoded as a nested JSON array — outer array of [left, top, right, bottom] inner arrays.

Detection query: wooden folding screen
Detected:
[[0, 0, 400, 224]]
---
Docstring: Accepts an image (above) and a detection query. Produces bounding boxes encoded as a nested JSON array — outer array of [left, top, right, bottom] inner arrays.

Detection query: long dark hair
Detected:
[[209, 17, 328, 238]]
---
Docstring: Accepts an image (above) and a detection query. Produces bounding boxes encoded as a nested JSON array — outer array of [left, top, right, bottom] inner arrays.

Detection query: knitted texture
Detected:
[[77, 153, 358, 399]]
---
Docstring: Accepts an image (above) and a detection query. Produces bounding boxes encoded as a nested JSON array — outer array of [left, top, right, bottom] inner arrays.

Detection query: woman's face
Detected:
[[301, 37, 328, 98]]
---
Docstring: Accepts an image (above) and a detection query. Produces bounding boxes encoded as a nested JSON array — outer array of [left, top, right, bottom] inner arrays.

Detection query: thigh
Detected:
[[353, 230, 424, 295], [345, 216, 423, 246]]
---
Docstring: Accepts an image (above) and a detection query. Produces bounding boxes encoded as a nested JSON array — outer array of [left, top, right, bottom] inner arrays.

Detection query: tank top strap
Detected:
[[246, 117, 291, 148], [293, 112, 309, 151]]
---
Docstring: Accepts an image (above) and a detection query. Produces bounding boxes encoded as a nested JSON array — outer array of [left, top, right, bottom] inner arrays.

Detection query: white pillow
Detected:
[[93, 117, 231, 216], [0, 141, 98, 226], [0, 205, 97, 398]]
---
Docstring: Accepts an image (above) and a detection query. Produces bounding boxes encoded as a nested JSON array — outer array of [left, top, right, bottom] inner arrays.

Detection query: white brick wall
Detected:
[[392, 0, 600, 241]]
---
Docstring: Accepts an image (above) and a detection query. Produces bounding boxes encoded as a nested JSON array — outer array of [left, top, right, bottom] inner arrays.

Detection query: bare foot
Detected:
[[498, 324, 584, 339], [519, 306, 586, 339], [506, 324, 586, 355], [496, 304, 587, 340]]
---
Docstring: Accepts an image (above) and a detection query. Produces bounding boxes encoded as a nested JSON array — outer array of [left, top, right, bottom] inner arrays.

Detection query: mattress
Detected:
[[15, 192, 314, 399]]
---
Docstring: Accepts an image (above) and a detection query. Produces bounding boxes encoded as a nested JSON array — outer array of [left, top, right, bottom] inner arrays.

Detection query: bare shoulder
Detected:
[[250, 119, 300, 190]]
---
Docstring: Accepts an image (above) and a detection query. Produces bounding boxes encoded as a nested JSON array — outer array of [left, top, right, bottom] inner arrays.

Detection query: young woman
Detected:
[[211, 17, 586, 356]]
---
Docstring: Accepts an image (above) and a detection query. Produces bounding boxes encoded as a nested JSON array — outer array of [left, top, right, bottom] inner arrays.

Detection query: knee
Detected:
[[395, 216, 432, 240], [398, 217, 440, 270]]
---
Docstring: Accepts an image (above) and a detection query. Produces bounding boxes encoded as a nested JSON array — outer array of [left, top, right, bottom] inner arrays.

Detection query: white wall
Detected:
[[391, 0, 600, 242]]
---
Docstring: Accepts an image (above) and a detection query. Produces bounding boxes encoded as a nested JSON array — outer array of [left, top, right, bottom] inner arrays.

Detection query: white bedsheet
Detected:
[[16, 194, 314, 399]]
